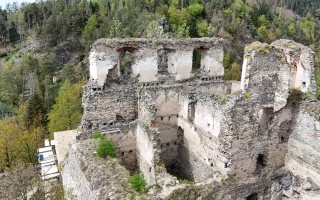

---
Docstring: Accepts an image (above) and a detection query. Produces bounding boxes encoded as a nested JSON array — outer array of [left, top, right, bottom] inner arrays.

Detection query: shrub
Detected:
[[92, 131, 103, 139], [96, 138, 116, 158], [129, 173, 148, 193]]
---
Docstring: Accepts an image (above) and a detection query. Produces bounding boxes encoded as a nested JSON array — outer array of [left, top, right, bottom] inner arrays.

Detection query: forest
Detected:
[[0, 0, 319, 198]]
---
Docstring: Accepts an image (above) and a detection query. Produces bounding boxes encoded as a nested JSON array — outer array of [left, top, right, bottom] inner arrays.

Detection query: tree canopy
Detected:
[[48, 80, 83, 133]]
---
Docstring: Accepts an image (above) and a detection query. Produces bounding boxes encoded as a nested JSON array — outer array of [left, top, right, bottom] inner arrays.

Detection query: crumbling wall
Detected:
[[176, 95, 218, 181], [282, 101, 320, 200], [155, 89, 180, 167], [77, 85, 137, 139], [89, 45, 118, 87], [103, 125, 138, 173], [62, 141, 97, 200], [88, 38, 225, 87], [241, 40, 316, 111], [71, 38, 320, 200], [136, 90, 160, 185], [131, 47, 158, 82], [201, 48, 224, 76], [61, 139, 147, 200]]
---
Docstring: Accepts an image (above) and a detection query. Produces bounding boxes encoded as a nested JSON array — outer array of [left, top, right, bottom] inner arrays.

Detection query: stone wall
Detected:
[[69, 38, 320, 200], [62, 141, 97, 200], [78, 85, 137, 139], [282, 101, 320, 200], [89, 38, 225, 87], [241, 40, 316, 111], [61, 139, 148, 200]]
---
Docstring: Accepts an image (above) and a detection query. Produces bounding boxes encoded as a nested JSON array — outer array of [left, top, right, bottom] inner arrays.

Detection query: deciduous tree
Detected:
[[48, 80, 83, 133]]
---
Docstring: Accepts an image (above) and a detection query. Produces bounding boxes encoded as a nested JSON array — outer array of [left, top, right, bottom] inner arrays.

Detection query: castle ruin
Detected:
[[60, 38, 320, 200]]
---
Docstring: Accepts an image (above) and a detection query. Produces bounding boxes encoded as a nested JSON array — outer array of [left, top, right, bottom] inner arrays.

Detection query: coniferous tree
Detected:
[[24, 93, 47, 130]]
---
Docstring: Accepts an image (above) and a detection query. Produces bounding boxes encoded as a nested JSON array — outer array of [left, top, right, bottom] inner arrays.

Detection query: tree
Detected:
[[146, 20, 158, 38], [0, 164, 38, 200], [109, 17, 125, 38], [225, 62, 241, 81], [197, 21, 209, 37], [25, 93, 47, 130], [82, 15, 99, 47], [8, 22, 20, 43], [0, 117, 21, 170], [257, 25, 269, 43], [48, 80, 83, 133], [19, 129, 39, 164], [187, 3, 203, 19]]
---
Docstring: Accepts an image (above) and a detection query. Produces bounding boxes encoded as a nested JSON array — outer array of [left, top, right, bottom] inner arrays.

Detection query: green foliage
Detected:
[[257, 26, 269, 43], [0, 117, 40, 170], [96, 137, 116, 158], [109, 17, 125, 38], [257, 15, 270, 28], [0, 102, 15, 119], [92, 131, 103, 139], [176, 22, 190, 38], [225, 62, 241, 81], [197, 21, 209, 37], [231, 0, 246, 20], [24, 93, 47, 130], [0, 117, 22, 169], [48, 80, 83, 133], [146, 20, 158, 38], [187, 3, 203, 19], [129, 173, 148, 193], [299, 14, 316, 45], [82, 15, 99, 47], [168, 5, 190, 33]]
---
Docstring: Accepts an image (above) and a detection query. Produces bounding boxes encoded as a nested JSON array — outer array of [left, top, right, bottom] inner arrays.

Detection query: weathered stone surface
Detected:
[[61, 39, 320, 200], [283, 100, 320, 199], [61, 139, 146, 200]]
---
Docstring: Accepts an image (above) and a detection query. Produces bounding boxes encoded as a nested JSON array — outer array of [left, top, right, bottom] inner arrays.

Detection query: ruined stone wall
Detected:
[[77, 85, 137, 139], [71, 38, 320, 200], [241, 40, 316, 110], [223, 40, 316, 200], [154, 88, 180, 167], [89, 38, 225, 87], [282, 101, 320, 200], [136, 90, 160, 185], [62, 141, 97, 200], [106, 125, 138, 173]]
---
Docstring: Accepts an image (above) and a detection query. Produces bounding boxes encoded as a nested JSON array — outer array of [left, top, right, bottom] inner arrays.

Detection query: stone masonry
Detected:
[[60, 38, 320, 200]]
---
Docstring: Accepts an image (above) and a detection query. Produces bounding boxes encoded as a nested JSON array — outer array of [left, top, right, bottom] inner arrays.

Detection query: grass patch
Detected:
[[92, 131, 104, 139]]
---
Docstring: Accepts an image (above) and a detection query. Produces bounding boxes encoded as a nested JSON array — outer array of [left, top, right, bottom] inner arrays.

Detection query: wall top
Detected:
[[91, 37, 226, 51]]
